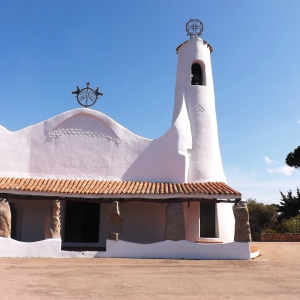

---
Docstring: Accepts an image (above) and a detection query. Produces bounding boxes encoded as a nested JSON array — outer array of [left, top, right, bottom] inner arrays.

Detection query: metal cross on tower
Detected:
[[186, 19, 204, 39]]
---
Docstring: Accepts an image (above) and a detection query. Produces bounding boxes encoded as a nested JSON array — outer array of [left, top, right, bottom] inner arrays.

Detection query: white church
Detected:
[[0, 20, 255, 259]]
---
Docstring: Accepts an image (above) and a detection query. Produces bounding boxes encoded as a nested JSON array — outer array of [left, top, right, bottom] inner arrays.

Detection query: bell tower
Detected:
[[172, 20, 226, 183]]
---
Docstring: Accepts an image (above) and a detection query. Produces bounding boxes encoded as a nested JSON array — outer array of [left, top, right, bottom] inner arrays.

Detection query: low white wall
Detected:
[[102, 240, 251, 260], [0, 238, 62, 258], [0, 238, 251, 260]]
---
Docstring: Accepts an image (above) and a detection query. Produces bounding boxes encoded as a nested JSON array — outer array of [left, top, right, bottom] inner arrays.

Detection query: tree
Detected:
[[276, 215, 300, 233], [278, 188, 300, 221], [286, 145, 300, 169], [246, 199, 278, 241]]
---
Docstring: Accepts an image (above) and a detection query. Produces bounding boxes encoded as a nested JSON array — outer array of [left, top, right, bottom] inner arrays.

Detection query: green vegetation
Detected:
[[276, 215, 300, 234], [278, 188, 300, 221], [246, 189, 300, 240], [286, 145, 300, 169], [246, 199, 278, 241]]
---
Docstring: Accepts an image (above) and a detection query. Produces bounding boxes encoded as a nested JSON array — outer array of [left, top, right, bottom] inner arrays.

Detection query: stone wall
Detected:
[[261, 233, 300, 242]]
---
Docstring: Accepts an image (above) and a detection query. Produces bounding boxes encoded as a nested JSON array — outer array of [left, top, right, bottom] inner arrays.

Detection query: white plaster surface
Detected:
[[0, 103, 191, 183], [172, 36, 226, 183], [100, 240, 251, 260], [216, 203, 235, 243], [0, 238, 250, 260], [0, 238, 63, 258], [251, 249, 259, 259]]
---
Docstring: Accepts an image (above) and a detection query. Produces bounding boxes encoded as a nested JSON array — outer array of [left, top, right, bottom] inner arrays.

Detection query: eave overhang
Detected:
[[0, 177, 241, 203]]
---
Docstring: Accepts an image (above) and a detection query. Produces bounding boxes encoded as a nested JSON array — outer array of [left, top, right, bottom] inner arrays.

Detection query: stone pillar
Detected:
[[165, 202, 185, 241], [107, 201, 123, 241], [45, 200, 61, 239], [233, 201, 251, 243], [0, 198, 11, 238]]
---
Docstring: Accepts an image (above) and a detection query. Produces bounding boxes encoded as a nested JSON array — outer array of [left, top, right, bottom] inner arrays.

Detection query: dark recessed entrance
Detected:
[[200, 202, 216, 238], [64, 201, 100, 243]]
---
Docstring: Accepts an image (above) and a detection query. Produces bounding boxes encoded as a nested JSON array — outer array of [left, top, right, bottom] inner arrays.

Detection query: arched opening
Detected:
[[191, 63, 203, 85]]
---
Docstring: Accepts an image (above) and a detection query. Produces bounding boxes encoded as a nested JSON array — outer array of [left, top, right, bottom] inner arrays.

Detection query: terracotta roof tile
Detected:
[[67, 179, 78, 194], [141, 182, 148, 194], [76, 179, 87, 194], [135, 182, 144, 195], [126, 181, 136, 195], [34, 179, 47, 192], [103, 181, 115, 195], [145, 182, 152, 195], [7, 177, 17, 189], [63, 179, 74, 194], [81, 179, 93, 194], [106, 181, 118, 195], [2, 178, 13, 189], [154, 183, 159, 195], [90, 180, 103, 194], [110, 181, 122, 195], [131, 181, 140, 195], [0, 177, 241, 197], [98, 181, 109, 194]]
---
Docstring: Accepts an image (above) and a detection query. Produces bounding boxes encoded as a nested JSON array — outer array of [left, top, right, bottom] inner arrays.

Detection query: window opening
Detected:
[[191, 63, 203, 85]]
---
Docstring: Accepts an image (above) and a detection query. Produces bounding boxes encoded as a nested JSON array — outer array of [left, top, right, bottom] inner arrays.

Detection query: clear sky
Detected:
[[0, 0, 299, 204]]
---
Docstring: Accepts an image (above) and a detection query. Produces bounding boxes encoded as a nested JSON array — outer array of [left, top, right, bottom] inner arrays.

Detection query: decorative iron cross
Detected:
[[186, 19, 204, 39], [72, 82, 103, 108]]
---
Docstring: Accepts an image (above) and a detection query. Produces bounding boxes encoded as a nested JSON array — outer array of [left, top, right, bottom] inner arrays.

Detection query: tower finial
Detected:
[[186, 19, 203, 39]]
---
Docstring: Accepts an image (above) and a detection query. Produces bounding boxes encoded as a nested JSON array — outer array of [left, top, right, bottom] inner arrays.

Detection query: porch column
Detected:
[[233, 201, 251, 242], [165, 202, 185, 241], [107, 201, 123, 241], [0, 198, 11, 238], [45, 200, 61, 239]]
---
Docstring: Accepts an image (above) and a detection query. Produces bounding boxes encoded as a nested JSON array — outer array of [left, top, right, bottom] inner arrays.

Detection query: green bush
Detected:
[[276, 215, 300, 233]]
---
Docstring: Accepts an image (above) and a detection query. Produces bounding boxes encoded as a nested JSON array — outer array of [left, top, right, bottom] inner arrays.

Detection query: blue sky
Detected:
[[0, 0, 299, 204]]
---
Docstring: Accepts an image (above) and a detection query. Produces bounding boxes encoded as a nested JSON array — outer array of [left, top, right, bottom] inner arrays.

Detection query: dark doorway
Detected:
[[191, 63, 203, 85], [64, 201, 100, 243], [200, 202, 216, 238], [9, 203, 17, 240]]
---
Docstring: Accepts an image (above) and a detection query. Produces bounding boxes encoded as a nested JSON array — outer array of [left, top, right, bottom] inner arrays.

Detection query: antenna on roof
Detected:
[[186, 19, 204, 39]]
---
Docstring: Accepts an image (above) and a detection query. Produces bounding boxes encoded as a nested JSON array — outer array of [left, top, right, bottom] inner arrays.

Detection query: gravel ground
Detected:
[[0, 242, 299, 300]]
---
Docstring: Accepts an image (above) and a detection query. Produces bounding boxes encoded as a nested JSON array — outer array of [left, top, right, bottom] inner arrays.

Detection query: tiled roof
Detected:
[[176, 39, 213, 54], [0, 177, 241, 197]]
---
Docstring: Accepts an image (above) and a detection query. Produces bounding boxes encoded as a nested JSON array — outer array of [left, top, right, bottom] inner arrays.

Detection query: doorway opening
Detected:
[[64, 201, 100, 243], [200, 202, 216, 238]]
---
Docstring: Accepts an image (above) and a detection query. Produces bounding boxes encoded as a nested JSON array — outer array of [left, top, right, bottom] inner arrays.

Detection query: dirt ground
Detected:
[[0, 242, 299, 300]]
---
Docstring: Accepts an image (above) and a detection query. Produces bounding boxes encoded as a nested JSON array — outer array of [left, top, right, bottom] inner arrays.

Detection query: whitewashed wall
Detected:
[[0, 101, 191, 183], [173, 36, 226, 183]]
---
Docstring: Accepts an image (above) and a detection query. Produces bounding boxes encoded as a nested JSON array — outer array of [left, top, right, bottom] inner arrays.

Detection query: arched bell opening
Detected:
[[191, 61, 206, 86]]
